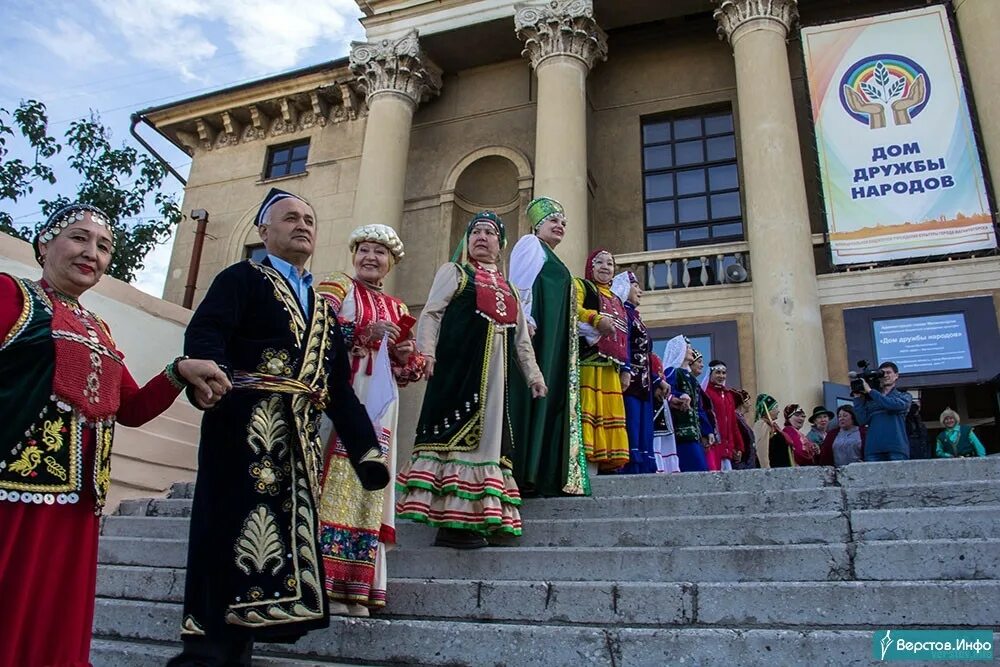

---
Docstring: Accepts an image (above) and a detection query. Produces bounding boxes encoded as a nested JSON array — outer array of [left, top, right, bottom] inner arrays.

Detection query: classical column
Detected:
[[954, 0, 1000, 190], [515, 1, 607, 273], [350, 30, 442, 291], [714, 0, 828, 408]]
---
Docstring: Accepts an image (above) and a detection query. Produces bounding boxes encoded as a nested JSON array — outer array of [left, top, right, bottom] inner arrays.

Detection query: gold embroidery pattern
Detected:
[[226, 450, 323, 627], [94, 424, 114, 510], [257, 348, 293, 377], [180, 614, 206, 637], [563, 278, 590, 496], [290, 298, 330, 504], [1, 278, 36, 350], [42, 418, 65, 452], [248, 396, 289, 458], [9, 446, 42, 476], [249, 456, 284, 496], [235, 505, 285, 576], [1, 405, 83, 494], [44, 456, 67, 481], [249, 262, 305, 346]]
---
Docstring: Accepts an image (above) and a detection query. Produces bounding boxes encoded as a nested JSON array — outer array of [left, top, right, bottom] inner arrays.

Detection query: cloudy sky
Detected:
[[0, 0, 365, 296]]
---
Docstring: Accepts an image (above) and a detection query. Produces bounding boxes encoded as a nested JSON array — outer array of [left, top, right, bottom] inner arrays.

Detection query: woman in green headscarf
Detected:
[[508, 197, 590, 496], [396, 211, 547, 549]]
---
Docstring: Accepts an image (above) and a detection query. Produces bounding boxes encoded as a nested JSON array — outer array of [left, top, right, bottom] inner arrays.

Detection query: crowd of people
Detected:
[[0, 191, 990, 667]]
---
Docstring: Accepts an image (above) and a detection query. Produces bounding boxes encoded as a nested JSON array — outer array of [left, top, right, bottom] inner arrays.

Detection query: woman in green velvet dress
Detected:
[[508, 197, 590, 497]]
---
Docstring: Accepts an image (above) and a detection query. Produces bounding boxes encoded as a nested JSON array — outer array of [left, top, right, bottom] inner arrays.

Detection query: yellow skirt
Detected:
[[580, 364, 629, 471]]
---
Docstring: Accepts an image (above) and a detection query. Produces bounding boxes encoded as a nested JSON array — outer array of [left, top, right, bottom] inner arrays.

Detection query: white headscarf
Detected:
[[662, 334, 687, 370], [611, 271, 633, 304]]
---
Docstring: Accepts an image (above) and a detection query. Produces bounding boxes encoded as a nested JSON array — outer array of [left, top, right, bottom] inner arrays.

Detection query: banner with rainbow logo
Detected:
[[801, 5, 996, 265]]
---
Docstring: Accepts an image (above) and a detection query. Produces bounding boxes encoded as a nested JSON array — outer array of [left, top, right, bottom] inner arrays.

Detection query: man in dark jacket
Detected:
[[169, 189, 388, 666], [853, 361, 912, 461]]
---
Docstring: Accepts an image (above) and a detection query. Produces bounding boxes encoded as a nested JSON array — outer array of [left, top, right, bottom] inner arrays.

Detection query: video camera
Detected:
[[848, 360, 885, 394]]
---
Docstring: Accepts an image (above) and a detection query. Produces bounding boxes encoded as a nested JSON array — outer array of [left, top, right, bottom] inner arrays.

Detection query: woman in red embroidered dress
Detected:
[[0, 203, 229, 667], [314, 224, 425, 616]]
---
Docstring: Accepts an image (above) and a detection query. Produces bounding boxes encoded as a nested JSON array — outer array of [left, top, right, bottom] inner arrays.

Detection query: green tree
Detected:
[[0, 100, 182, 283]]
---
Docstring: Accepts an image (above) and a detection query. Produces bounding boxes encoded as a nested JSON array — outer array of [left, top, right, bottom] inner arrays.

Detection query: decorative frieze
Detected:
[[514, 0, 608, 71], [713, 0, 799, 42], [170, 85, 364, 154], [350, 30, 443, 108]]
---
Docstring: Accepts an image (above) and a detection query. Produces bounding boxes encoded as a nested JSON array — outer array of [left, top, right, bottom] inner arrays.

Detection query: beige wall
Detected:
[[167, 118, 369, 307], [0, 234, 200, 511], [589, 19, 737, 255]]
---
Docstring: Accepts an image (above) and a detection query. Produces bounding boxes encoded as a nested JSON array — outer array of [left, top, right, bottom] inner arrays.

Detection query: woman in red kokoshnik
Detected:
[[0, 202, 228, 667], [314, 224, 424, 616]]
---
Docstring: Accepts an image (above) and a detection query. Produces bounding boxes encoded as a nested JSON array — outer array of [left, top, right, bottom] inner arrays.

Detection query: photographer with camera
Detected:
[[851, 360, 912, 462]]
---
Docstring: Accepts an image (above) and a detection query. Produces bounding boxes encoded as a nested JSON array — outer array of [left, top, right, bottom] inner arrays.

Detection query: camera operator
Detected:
[[852, 361, 912, 461]]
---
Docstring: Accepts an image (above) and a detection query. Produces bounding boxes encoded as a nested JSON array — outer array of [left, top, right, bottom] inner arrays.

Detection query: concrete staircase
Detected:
[[92, 458, 1000, 666]]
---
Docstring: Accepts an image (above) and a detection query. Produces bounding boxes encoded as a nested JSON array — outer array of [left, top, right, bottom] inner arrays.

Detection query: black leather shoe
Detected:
[[433, 527, 488, 549]]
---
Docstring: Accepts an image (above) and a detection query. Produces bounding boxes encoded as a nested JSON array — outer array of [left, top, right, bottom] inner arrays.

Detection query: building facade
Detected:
[[140, 0, 1000, 456]]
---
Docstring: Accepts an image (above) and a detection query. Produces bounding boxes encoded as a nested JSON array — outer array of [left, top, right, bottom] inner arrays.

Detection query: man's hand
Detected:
[[530, 380, 548, 398], [619, 370, 631, 389], [177, 359, 231, 408]]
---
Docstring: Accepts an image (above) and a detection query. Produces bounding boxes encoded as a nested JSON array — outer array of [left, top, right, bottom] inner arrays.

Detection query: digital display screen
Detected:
[[873, 313, 973, 374]]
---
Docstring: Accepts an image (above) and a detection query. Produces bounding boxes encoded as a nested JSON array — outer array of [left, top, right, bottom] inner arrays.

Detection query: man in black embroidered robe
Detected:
[[168, 189, 387, 666]]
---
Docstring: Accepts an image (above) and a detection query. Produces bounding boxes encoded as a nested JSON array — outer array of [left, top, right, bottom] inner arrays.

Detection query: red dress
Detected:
[[0, 275, 181, 667]]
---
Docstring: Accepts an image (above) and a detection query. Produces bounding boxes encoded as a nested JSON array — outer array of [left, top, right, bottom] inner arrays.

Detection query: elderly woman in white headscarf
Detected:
[[661, 334, 711, 472], [314, 224, 425, 617]]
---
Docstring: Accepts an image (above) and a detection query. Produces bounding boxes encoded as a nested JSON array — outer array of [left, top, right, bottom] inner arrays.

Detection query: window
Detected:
[[642, 110, 743, 251], [264, 140, 309, 179], [245, 243, 267, 262]]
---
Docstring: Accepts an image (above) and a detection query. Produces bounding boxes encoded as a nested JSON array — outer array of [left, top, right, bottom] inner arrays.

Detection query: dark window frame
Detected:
[[641, 108, 744, 253], [264, 139, 310, 180]]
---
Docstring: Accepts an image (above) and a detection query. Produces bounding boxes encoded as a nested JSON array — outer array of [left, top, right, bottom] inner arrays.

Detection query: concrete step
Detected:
[[845, 481, 1000, 510], [90, 638, 361, 666], [386, 543, 853, 582], [586, 465, 835, 495], [95, 598, 994, 667], [851, 506, 1000, 542], [854, 539, 1000, 580], [158, 459, 1000, 502], [838, 457, 999, 487], [96, 565, 1000, 628], [102, 510, 852, 548], [114, 487, 847, 520], [98, 537, 852, 582], [517, 487, 844, 519]]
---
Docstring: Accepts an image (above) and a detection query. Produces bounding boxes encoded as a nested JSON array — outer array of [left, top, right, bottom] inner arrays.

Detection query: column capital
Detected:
[[514, 0, 608, 71], [713, 0, 799, 43], [349, 30, 443, 108]]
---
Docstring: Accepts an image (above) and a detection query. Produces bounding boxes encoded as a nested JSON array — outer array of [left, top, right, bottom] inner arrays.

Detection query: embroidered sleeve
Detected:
[[315, 271, 352, 312], [390, 301, 425, 386]]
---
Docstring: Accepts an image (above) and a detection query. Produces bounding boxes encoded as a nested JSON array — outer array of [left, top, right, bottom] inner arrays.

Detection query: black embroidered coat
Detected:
[[179, 259, 383, 643]]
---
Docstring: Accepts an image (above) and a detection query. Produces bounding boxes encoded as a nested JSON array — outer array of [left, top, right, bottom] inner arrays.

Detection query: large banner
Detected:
[[801, 5, 996, 265]]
